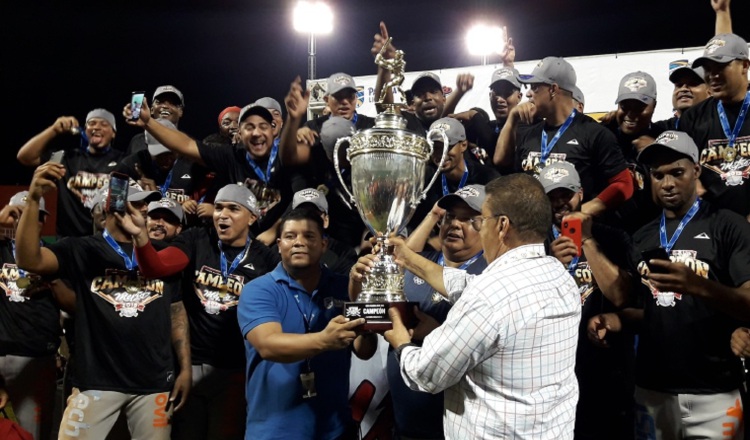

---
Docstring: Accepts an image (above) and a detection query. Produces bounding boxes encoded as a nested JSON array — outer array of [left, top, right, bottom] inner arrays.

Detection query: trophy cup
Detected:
[[333, 40, 448, 330]]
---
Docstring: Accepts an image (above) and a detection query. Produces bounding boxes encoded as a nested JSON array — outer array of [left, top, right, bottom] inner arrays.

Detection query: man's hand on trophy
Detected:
[[384, 307, 412, 348], [350, 253, 378, 284], [385, 234, 417, 269], [284, 76, 310, 122], [318, 315, 366, 350], [371, 21, 396, 59]]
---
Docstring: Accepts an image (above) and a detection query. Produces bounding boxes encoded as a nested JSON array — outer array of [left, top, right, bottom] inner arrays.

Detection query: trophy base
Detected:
[[344, 301, 418, 331]]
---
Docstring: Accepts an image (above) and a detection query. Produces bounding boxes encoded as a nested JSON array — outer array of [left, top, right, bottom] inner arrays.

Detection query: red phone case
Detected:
[[561, 217, 582, 256]]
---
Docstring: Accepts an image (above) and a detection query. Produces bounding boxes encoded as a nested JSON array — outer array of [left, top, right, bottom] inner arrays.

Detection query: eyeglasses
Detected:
[[441, 213, 508, 232]]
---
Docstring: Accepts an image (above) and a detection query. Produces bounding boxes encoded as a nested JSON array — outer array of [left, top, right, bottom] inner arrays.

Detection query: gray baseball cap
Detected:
[[86, 108, 117, 132], [411, 72, 442, 94], [127, 180, 161, 203], [292, 188, 328, 214], [255, 97, 283, 114], [428, 117, 466, 146], [215, 184, 260, 216], [239, 103, 274, 124], [519, 57, 577, 92], [147, 198, 184, 223], [637, 130, 699, 164], [668, 59, 705, 84], [490, 67, 522, 89], [146, 119, 177, 156], [9, 191, 49, 215], [320, 116, 355, 162], [539, 162, 581, 194], [572, 86, 585, 105], [693, 34, 749, 68], [326, 73, 357, 96], [438, 184, 486, 213], [616, 71, 657, 105], [153, 85, 184, 106]]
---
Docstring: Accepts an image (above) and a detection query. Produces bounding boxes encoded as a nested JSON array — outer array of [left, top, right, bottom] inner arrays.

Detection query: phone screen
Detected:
[[641, 247, 670, 274], [131, 92, 145, 121], [106, 173, 129, 214]]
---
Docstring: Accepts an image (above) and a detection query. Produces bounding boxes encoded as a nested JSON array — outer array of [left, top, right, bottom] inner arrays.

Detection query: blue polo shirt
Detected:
[[387, 249, 487, 439], [237, 263, 352, 440]]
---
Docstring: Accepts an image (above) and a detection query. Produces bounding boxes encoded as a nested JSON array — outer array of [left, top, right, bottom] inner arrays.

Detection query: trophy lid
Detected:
[[374, 108, 408, 130]]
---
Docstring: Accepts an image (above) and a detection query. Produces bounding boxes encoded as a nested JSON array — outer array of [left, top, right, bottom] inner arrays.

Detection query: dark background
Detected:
[[2, 0, 746, 185]]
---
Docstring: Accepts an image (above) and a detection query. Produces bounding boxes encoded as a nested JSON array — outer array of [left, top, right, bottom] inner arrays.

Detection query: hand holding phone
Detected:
[[106, 172, 130, 214], [130, 91, 145, 121], [641, 247, 670, 274], [561, 216, 582, 256]]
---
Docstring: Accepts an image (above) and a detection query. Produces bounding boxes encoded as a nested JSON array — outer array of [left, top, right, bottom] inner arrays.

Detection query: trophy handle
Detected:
[[332, 136, 356, 205], [418, 128, 450, 203]]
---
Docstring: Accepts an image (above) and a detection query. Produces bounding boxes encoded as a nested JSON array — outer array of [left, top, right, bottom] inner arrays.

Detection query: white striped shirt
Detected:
[[398, 244, 581, 439]]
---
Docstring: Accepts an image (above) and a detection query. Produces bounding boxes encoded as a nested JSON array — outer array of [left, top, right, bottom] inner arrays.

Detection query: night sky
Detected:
[[2, 0, 745, 185]]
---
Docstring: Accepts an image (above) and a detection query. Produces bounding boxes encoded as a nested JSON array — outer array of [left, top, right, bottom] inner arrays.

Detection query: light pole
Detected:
[[293, 1, 333, 80], [466, 24, 504, 65]]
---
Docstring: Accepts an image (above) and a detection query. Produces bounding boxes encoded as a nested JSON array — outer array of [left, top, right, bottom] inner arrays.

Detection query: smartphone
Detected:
[[131, 91, 145, 121], [49, 150, 65, 164], [106, 172, 130, 214], [561, 216, 582, 256], [641, 247, 670, 274]]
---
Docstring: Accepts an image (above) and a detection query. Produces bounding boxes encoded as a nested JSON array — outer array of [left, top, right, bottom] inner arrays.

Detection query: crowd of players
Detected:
[[1, 1, 750, 438]]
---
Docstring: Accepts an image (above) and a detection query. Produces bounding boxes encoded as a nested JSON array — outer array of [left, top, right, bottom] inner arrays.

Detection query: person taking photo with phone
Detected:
[[588, 131, 750, 439], [541, 161, 638, 439]]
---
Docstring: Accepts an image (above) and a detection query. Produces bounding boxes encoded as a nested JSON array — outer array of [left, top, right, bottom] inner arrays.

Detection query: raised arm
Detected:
[[441, 73, 474, 117], [123, 98, 205, 166], [279, 76, 314, 166], [17, 116, 79, 166], [16, 163, 62, 276], [713, 0, 732, 34], [494, 102, 535, 168]]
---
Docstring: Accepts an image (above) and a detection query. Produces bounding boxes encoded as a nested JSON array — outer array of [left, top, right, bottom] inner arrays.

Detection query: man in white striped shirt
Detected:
[[384, 173, 581, 439]]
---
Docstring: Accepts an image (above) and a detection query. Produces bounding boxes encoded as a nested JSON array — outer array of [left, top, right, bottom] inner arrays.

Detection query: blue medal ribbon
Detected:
[[437, 250, 484, 270], [292, 291, 316, 334], [245, 140, 279, 184], [218, 238, 251, 285], [441, 162, 469, 196], [351, 112, 359, 125], [717, 92, 750, 148], [159, 160, 177, 198], [659, 198, 701, 253], [102, 229, 137, 271], [540, 109, 576, 166], [552, 226, 579, 274]]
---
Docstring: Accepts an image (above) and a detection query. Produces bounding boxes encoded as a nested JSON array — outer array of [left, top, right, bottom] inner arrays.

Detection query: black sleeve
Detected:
[[717, 211, 750, 286], [196, 143, 236, 174], [169, 227, 201, 262], [46, 237, 80, 280], [592, 124, 628, 180]]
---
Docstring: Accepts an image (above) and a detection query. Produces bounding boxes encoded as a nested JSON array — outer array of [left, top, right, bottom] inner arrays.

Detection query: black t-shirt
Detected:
[[196, 142, 293, 233], [0, 240, 60, 356], [601, 119, 665, 234], [547, 223, 636, 381], [53, 148, 123, 237], [679, 96, 750, 216], [653, 116, 680, 132], [115, 150, 202, 204], [48, 233, 180, 393], [400, 111, 431, 138], [631, 201, 750, 393], [409, 159, 500, 232], [516, 112, 628, 202], [172, 227, 279, 368]]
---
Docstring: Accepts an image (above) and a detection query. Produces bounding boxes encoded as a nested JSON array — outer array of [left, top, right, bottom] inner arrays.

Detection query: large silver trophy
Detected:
[[333, 39, 448, 330]]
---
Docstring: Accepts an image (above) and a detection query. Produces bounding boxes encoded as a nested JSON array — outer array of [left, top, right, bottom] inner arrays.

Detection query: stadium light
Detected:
[[466, 24, 505, 65], [293, 1, 334, 80]]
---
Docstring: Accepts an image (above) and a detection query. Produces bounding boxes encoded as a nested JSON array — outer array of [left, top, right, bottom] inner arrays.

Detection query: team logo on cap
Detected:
[[536, 60, 544, 68], [542, 167, 570, 183], [334, 75, 352, 86], [432, 122, 451, 133], [705, 38, 726, 54], [298, 189, 320, 201], [496, 68, 513, 78], [655, 132, 679, 144], [158, 199, 176, 208], [623, 77, 648, 92], [456, 187, 480, 198]]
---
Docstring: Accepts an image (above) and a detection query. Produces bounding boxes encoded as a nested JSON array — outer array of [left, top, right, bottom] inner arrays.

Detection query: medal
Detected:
[[723, 146, 737, 163], [218, 283, 229, 299], [16, 277, 30, 289]]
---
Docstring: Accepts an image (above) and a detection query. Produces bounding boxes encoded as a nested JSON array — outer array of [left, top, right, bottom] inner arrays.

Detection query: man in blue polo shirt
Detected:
[[238, 208, 376, 440]]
